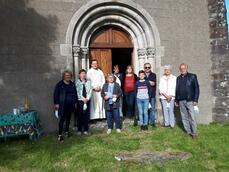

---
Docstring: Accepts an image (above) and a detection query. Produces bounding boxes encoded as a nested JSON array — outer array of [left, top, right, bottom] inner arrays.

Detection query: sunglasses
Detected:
[[144, 67, 151, 69]]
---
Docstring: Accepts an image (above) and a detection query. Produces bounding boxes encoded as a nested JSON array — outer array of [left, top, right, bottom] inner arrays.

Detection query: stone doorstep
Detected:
[[89, 118, 135, 130], [114, 150, 192, 163]]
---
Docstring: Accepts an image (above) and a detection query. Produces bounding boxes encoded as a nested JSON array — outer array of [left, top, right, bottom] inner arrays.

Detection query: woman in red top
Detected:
[[123, 65, 138, 119]]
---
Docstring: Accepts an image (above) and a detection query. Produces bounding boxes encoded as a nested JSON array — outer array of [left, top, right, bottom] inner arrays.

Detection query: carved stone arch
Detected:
[[62, 0, 164, 78]]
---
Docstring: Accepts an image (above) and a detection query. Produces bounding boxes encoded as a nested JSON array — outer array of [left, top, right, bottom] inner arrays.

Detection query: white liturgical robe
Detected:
[[87, 68, 106, 119]]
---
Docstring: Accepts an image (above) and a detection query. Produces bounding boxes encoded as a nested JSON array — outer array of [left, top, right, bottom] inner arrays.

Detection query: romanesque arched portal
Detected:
[[61, 0, 164, 79]]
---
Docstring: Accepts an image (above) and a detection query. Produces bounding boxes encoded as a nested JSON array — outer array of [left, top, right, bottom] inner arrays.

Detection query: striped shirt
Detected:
[[136, 80, 149, 99]]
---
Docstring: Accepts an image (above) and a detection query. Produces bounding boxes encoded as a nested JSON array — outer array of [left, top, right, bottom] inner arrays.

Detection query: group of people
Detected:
[[54, 60, 199, 142]]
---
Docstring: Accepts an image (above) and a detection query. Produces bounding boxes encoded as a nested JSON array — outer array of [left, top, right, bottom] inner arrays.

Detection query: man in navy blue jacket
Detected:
[[175, 63, 200, 139], [144, 63, 157, 127]]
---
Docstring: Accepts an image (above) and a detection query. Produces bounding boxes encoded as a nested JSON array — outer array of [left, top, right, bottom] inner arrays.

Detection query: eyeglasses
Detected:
[[144, 67, 151, 69]]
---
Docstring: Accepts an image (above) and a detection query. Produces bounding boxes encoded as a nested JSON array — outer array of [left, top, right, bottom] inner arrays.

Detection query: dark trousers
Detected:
[[106, 104, 121, 129], [77, 101, 90, 132], [124, 91, 135, 117], [58, 106, 73, 135]]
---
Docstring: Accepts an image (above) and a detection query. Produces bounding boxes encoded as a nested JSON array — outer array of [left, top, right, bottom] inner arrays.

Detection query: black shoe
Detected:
[[58, 135, 64, 142], [191, 134, 198, 140], [65, 132, 70, 138], [150, 124, 156, 128], [140, 125, 144, 130], [142, 125, 148, 130], [133, 119, 138, 126]]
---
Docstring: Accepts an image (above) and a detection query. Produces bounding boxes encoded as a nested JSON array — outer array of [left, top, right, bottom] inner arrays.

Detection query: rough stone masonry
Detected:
[[0, 0, 228, 132], [208, 0, 229, 122]]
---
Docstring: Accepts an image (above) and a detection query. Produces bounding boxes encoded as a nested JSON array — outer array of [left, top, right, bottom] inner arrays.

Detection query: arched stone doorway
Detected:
[[89, 26, 133, 75], [60, 0, 165, 123], [61, 0, 164, 79], [60, 0, 164, 79]]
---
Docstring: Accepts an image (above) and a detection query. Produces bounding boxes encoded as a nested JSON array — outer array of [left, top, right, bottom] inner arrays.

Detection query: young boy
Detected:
[[101, 74, 122, 134], [136, 70, 151, 130]]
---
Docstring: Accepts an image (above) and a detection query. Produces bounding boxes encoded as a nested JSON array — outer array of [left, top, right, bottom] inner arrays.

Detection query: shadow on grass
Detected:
[[174, 106, 186, 133]]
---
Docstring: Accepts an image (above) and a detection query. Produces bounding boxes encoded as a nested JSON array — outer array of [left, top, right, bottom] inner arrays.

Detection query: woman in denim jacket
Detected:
[[75, 69, 92, 135]]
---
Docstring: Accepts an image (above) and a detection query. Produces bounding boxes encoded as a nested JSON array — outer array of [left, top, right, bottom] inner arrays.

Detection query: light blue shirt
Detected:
[[108, 83, 114, 104]]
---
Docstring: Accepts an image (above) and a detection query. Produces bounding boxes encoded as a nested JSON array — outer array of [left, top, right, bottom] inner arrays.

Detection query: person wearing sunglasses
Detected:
[[144, 63, 157, 128]]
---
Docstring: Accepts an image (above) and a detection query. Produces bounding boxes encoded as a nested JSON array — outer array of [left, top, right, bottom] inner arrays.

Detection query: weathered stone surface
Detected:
[[90, 120, 107, 130], [0, 0, 226, 132], [207, 0, 229, 123], [89, 118, 134, 130], [114, 150, 192, 163]]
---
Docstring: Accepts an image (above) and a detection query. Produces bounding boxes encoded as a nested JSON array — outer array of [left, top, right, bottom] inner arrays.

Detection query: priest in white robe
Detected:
[[87, 59, 106, 119]]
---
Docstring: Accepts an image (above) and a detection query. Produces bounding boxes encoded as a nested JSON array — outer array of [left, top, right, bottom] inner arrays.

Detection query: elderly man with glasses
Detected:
[[175, 63, 200, 139], [144, 63, 157, 128]]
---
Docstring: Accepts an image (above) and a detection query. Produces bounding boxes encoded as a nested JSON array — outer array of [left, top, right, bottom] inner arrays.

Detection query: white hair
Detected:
[[164, 65, 171, 70]]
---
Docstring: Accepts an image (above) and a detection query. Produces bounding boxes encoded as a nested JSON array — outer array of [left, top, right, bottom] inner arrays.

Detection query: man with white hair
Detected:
[[175, 63, 199, 139], [159, 65, 176, 128]]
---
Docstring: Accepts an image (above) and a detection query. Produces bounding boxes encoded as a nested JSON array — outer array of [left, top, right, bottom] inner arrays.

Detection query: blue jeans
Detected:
[[106, 105, 121, 129], [124, 91, 135, 117], [149, 97, 156, 125], [161, 99, 175, 127], [137, 98, 149, 126]]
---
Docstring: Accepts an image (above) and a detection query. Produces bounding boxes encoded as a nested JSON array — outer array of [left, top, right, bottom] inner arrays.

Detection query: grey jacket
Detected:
[[101, 82, 122, 110]]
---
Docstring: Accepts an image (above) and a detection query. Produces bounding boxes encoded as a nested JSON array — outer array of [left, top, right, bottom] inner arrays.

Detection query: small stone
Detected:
[[220, 81, 227, 87], [222, 102, 227, 106]]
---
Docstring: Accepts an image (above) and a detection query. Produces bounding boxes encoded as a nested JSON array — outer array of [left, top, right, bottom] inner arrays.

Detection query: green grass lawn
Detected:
[[0, 123, 229, 172]]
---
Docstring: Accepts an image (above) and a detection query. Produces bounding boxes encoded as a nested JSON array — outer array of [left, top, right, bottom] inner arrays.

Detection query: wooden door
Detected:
[[89, 26, 133, 76], [90, 49, 112, 76], [90, 27, 133, 48]]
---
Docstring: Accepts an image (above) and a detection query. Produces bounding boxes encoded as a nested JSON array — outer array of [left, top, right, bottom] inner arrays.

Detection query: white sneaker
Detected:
[[83, 131, 89, 135], [116, 129, 121, 133], [107, 129, 112, 135]]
